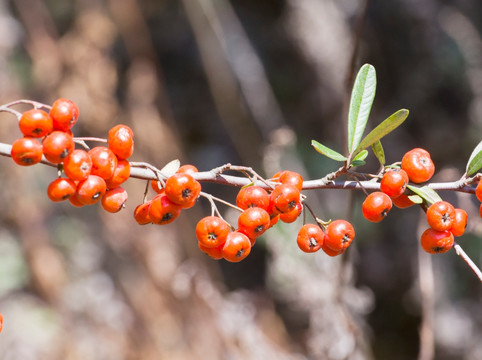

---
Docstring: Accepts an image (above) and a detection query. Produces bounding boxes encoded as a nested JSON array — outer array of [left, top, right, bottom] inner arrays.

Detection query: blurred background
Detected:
[[0, 0, 481, 359]]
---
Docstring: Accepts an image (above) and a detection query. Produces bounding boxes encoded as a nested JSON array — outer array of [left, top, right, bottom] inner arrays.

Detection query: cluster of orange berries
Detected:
[[361, 147, 471, 254], [10, 99, 134, 212]]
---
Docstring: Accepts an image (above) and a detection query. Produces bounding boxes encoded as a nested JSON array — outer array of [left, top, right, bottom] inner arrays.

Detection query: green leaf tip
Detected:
[[466, 140, 482, 176], [347, 64, 377, 154], [311, 140, 347, 162]]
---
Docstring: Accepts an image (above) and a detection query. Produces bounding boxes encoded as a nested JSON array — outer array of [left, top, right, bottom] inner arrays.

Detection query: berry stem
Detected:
[[453, 242, 482, 282]]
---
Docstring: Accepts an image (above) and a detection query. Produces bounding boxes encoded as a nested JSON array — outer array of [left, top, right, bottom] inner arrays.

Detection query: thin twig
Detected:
[[454, 242, 482, 282]]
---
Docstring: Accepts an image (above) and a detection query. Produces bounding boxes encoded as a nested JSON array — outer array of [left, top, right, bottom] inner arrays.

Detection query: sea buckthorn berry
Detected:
[[401, 148, 435, 183], [426, 201, 456, 231], [237, 207, 271, 239], [164, 173, 201, 209], [63, 149, 92, 181], [42, 131, 74, 164], [101, 187, 128, 213], [392, 193, 415, 209], [76, 175, 107, 205], [49, 98, 79, 131], [148, 194, 182, 225], [47, 178, 76, 202], [362, 192, 393, 223], [280, 201, 303, 223], [278, 170, 304, 191], [88, 146, 118, 180], [196, 216, 230, 248], [420, 228, 454, 254], [105, 159, 130, 189], [450, 208, 468, 237], [324, 219, 355, 253], [11, 137, 43, 166], [134, 201, 152, 225], [236, 186, 270, 211], [177, 164, 198, 175], [198, 242, 224, 260], [321, 242, 344, 257], [296, 224, 324, 253], [222, 231, 251, 262], [108, 124, 134, 159], [380, 168, 409, 198], [269, 184, 301, 214], [476, 181, 482, 202], [19, 108, 53, 137]]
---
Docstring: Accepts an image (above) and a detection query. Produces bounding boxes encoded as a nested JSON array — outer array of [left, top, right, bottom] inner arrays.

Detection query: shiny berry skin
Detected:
[[426, 201, 455, 231], [196, 216, 230, 248], [88, 146, 118, 180], [42, 131, 75, 164], [148, 193, 182, 225], [76, 175, 107, 205], [401, 148, 435, 183], [101, 187, 128, 213], [278, 170, 304, 191], [236, 186, 270, 211], [450, 208, 468, 237], [420, 228, 454, 254], [105, 159, 130, 189], [11, 137, 43, 166], [19, 109, 53, 137], [108, 124, 134, 160], [222, 231, 251, 262], [63, 149, 92, 181], [68, 192, 85, 208], [47, 177, 77, 202], [380, 168, 409, 198], [164, 173, 201, 209], [237, 207, 271, 239], [392, 193, 415, 209], [324, 219, 355, 253], [268, 214, 280, 228], [198, 242, 224, 260], [134, 201, 152, 225], [269, 184, 300, 214], [296, 224, 324, 253], [49, 98, 79, 131], [362, 192, 393, 223], [279, 201, 303, 223], [476, 181, 482, 202], [177, 164, 198, 175], [321, 243, 344, 257]]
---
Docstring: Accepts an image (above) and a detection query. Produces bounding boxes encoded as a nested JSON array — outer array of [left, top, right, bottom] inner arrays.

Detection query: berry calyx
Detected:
[[19, 109, 53, 137], [362, 192, 393, 223], [420, 228, 454, 254], [164, 173, 201, 209], [401, 148, 435, 183], [49, 98, 79, 131], [11, 137, 43, 166], [323, 219, 355, 253], [296, 224, 324, 253], [196, 216, 230, 248], [426, 201, 455, 231], [380, 168, 409, 198], [222, 231, 251, 262]]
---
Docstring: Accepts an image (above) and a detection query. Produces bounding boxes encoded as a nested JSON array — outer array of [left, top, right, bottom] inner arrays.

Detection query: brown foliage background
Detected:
[[0, 1, 481, 359]]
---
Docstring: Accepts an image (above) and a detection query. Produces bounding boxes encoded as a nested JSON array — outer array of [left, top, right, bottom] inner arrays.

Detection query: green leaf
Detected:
[[466, 140, 482, 175], [350, 160, 366, 167], [354, 109, 409, 155], [352, 149, 368, 162], [347, 64, 377, 153], [407, 185, 442, 205], [408, 195, 423, 204], [371, 140, 385, 166], [311, 140, 347, 162]]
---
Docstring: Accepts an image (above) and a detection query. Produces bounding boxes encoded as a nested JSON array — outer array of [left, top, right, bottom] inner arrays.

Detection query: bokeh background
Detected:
[[0, 0, 481, 359]]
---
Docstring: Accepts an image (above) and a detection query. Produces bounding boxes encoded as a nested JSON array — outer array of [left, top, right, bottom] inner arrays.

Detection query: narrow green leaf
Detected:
[[350, 160, 366, 167], [466, 140, 482, 175], [311, 140, 347, 162], [407, 185, 442, 205], [371, 140, 385, 166], [352, 149, 368, 162], [348, 64, 377, 153], [354, 109, 409, 155]]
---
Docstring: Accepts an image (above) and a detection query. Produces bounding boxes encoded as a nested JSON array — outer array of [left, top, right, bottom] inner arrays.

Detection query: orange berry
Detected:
[[68, 192, 85, 208], [296, 224, 324, 253], [198, 242, 224, 260], [49, 98, 79, 131], [88, 146, 118, 180], [450, 208, 468, 237], [426, 201, 455, 231], [196, 216, 230, 248], [63, 149, 92, 181], [420, 228, 454, 254], [392, 193, 415, 209], [401, 148, 435, 183], [105, 159, 130, 189], [11, 137, 43, 166], [222, 231, 251, 262], [134, 201, 152, 225], [323, 219, 355, 253], [279, 201, 303, 223], [278, 170, 304, 191], [177, 164, 198, 175], [148, 194, 182, 225], [19, 108, 53, 137], [237, 207, 271, 239], [47, 177, 77, 202], [321, 242, 344, 257], [380, 168, 409, 198], [269, 184, 300, 214], [101, 187, 128, 213], [362, 192, 392, 223], [476, 181, 482, 202], [164, 173, 201, 209], [108, 124, 134, 159], [76, 175, 107, 205], [236, 186, 270, 211], [42, 131, 75, 164]]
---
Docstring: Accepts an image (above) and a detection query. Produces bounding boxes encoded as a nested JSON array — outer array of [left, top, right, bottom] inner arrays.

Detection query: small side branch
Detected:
[[454, 242, 482, 282]]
